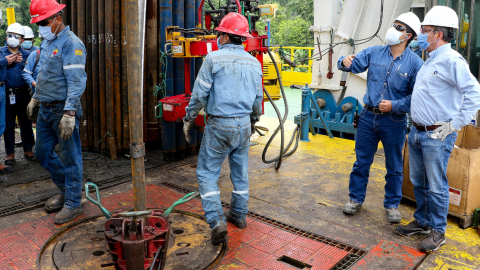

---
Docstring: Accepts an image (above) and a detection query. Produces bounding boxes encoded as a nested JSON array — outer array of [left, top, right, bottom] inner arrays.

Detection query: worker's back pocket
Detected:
[[207, 125, 235, 153]]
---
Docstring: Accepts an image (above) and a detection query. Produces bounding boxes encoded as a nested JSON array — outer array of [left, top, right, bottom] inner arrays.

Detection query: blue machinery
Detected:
[[293, 85, 362, 141]]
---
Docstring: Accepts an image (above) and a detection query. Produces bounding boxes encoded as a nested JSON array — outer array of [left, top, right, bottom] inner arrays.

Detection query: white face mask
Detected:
[[385, 27, 408, 46], [7, 37, 20, 48]]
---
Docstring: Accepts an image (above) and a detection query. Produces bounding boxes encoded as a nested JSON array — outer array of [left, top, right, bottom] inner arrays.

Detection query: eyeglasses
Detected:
[[420, 27, 437, 34], [392, 24, 407, 32], [7, 33, 22, 40], [36, 17, 55, 27]]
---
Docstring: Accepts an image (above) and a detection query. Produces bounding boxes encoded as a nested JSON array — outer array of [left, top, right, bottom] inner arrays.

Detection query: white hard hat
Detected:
[[396, 12, 421, 36], [23, 26, 35, 39], [421, 6, 459, 29], [6, 23, 25, 36]]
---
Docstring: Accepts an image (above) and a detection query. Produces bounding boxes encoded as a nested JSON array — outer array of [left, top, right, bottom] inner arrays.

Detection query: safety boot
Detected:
[[211, 222, 228, 246], [225, 210, 247, 229], [45, 194, 65, 213], [420, 230, 446, 253], [343, 200, 362, 215], [54, 207, 82, 225], [24, 151, 37, 161], [0, 164, 13, 173], [5, 154, 15, 165], [396, 220, 430, 237], [386, 208, 402, 223]]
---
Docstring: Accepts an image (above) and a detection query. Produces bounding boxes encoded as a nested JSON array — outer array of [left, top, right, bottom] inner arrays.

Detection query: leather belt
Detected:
[[365, 105, 393, 115], [209, 115, 236, 119], [41, 100, 65, 108], [413, 122, 441, 131]]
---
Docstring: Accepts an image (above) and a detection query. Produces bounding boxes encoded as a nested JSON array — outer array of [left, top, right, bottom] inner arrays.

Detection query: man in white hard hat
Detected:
[[0, 23, 36, 171], [21, 26, 40, 52], [338, 13, 423, 223], [396, 6, 480, 253]]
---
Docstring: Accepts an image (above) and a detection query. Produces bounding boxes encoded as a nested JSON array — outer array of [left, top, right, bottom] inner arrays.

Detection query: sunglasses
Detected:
[[392, 24, 407, 32], [36, 17, 55, 27], [7, 33, 22, 40]]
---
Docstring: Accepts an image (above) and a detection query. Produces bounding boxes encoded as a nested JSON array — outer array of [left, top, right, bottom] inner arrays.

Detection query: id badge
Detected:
[[9, 94, 15, 105]]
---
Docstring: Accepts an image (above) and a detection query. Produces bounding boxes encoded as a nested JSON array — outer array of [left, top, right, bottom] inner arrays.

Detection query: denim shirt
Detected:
[[411, 44, 480, 130], [23, 45, 40, 53], [185, 43, 263, 122], [34, 26, 87, 111], [0, 46, 31, 89], [338, 45, 423, 114], [22, 50, 42, 91]]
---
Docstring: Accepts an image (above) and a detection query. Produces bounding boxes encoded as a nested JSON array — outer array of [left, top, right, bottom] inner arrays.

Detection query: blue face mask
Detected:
[[22, 40, 33, 50], [217, 35, 225, 50], [410, 40, 419, 49], [39, 25, 59, 41], [417, 32, 437, 50]]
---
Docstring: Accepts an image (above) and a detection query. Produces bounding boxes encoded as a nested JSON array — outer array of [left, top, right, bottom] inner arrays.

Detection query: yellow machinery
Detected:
[[263, 51, 282, 101], [6, 7, 15, 26]]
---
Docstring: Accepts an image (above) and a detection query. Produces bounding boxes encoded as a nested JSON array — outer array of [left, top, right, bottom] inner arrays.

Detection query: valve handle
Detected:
[[116, 210, 153, 218], [85, 182, 113, 219]]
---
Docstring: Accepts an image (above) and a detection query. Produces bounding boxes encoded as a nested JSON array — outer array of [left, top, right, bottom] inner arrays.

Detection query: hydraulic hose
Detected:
[[261, 49, 300, 170]]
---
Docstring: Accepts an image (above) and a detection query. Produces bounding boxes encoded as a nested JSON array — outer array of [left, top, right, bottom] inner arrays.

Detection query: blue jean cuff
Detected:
[[63, 203, 81, 210], [384, 205, 399, 209]]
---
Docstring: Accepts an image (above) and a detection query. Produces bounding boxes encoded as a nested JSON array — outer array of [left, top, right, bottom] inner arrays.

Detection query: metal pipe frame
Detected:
[[173, 0, 186, 159], [86, 0, 94, 148], [77, 0, 88, 148], [92, 0, 101, 153], [114, 0, 122, 152], [105, 0, 115, 157], [146, 0, 159, 145], [121, 0, 130, 154], [99, 0, 107, 153]]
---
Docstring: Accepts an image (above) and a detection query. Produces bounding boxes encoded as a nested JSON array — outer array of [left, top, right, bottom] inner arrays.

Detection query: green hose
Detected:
[[163, 192, 200, 218], [85, 182, 113, 219]]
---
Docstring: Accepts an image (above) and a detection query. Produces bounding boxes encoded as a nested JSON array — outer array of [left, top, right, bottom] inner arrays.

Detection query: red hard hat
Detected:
[[30, 0, 66, 24], [215, 13, 252, 39]]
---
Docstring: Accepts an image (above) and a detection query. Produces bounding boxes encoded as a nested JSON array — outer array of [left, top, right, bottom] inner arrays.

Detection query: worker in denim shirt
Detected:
[[337, 13, 424, 223], [27, 0, 87, 225], [397, 6, 480, 253], [22, 49, 42, 94], [183, 13, 263, 246]]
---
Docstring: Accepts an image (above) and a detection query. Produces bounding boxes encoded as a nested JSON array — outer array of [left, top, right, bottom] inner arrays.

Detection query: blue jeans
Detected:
[[197, 115, 251, 229], [349, 110, 407, 208], [408, 126, 457, 234], [35, 103, 83, 209]]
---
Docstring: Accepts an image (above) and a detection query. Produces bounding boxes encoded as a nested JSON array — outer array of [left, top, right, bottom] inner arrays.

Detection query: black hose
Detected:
[[207, 0, 216, 10], [261, 49, 300, 170]]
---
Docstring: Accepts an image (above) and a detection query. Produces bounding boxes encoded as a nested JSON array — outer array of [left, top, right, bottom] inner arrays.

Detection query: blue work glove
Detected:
[[431, 121, 456, 141]]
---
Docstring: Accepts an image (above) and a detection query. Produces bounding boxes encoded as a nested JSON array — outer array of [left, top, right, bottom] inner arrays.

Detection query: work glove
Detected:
[[26, 98, 40, 122], [431, 121, 456, 141], [183, 117, 196, 144], [59, 114, 76, 140]]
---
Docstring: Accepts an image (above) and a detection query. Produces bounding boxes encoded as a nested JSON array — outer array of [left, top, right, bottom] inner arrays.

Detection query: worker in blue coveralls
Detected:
[[27, 0, 87, 225], [397, 6, 480, 253], [22, 43, 42, 97], [183, 13, 263, 246], [338, 12, 424, 223], [1, 23, 36, 168], [22, 26, 40, 52]]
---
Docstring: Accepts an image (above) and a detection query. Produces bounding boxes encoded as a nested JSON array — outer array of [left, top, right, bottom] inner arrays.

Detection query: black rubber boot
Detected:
[[211, 223, 228, 246], [225, 210, 247, 229]]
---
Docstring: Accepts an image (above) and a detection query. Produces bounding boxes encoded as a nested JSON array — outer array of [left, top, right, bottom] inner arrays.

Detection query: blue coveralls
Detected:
[[23, 45, 40, 53], [34, 26, 87, 210], [0, 46, 35, 156], [22, 49, 42, 93], [338, 45, 423, 209], [185, 43, 263, 229]]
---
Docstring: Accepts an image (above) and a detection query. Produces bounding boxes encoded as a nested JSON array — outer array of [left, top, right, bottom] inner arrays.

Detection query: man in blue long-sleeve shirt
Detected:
[[27, 0, 87, 225], [396, 6, 480, 253], [338, 13, 423, 223], [183, 13, 263, 246]]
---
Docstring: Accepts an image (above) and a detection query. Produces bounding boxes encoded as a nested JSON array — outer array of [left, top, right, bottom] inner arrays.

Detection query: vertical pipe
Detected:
[[99, 0, 107, 154], [114, 0, 122, 152], [300, 89, 311, 142], [86, 0, 94, 149], [77, 0, 87, 148], [160, 0, 176, 161], [121, 0, 130, 155], [147, 0, 159, 147], [71, 0, 77, 34], [126, 0, 147, 211], [60, 0, 70, 26], [173, 0, 186, 159], [195, 0, 204, 149], [105, 0, 115, 157], [143, 41, 148, 144], [185, 0, 197, 155], [92, 0, 101, 153], [466, 0, 474, 65]]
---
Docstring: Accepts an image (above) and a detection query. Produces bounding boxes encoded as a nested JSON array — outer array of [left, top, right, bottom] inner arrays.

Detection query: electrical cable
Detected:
[[261, 49, 300, 170]]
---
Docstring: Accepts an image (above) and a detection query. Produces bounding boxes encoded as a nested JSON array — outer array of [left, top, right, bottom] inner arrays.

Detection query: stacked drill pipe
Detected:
[[58, 0, 206, 159]]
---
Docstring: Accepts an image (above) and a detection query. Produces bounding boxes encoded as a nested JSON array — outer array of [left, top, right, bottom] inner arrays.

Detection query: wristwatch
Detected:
[[64, 110, 76, 116]]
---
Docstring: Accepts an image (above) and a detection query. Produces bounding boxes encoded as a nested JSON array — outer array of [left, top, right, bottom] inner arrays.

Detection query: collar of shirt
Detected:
[[426, 43, 451, 61], [387, 45, 411, 60], [50, 26, 70, 42], [222, 43, 245, 50]]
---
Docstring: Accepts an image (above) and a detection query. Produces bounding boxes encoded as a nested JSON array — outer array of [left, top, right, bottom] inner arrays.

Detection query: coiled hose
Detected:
[[259, 49, 300, 170]]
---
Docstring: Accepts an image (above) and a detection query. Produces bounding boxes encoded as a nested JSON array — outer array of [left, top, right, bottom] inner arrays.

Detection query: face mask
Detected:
[[417, 32, 437, 50], [22, 41, 33, 50], [39, 23, 60, 41], [7, 37, 20, 48], [410, 40, 419, 48], [385, 27, 407, 45], [217, 36, 224, 50]]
